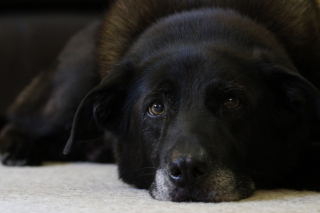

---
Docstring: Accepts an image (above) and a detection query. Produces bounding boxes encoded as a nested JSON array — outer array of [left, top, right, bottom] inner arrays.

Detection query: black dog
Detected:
[[1, 0, 320, 202]]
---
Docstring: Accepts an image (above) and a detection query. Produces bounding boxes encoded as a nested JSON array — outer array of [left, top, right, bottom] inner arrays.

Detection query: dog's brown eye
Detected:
[[149, 102, 165, 115], [225, 97, 240, 109]]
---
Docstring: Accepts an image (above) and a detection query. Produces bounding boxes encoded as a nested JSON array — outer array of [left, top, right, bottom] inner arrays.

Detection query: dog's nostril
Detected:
[[192, 163, 208, 178], [169, 158, 208, 187], [169, 164, 182, 179]]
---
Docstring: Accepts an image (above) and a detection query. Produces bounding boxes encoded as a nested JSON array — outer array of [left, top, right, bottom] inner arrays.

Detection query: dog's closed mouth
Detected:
[[150, 168, 255, 202], [169, 187, 217, 203], [166, 186, 241, 203]]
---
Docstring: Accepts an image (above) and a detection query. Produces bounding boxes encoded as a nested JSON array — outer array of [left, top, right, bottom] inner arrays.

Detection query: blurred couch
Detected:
[[0, 0, 111, 128]]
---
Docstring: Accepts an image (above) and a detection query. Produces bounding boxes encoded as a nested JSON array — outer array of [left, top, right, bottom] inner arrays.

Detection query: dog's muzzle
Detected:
[[149, 135, 255, 202]]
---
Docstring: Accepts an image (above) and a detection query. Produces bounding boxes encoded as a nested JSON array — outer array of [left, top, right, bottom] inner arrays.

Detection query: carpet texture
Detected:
[[0, 163, 320, 213]]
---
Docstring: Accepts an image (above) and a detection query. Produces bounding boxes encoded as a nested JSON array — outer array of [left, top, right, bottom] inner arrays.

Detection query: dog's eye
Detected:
[[225, 97, 241, 109], [148, 102, 165, 115]]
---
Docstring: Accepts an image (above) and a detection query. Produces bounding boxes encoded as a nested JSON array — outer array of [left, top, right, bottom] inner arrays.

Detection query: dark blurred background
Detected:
[[0, 0, 112, 128]]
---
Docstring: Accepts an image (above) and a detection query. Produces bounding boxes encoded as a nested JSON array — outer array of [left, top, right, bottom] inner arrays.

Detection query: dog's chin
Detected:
[[149, 168, 255, 203]]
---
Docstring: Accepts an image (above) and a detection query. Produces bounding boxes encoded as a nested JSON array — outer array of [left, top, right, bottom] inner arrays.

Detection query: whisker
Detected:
[[223, 73, 231, 81], [132, 173, 156, 179], [139, 173, 156, 176], [228, 72, 250, 85], [127, 167, 156, 177], [134, 167, 156, 172]]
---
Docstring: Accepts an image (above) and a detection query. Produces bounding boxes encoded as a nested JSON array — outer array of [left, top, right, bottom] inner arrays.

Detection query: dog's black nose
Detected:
[[169, 156, 208, 187]]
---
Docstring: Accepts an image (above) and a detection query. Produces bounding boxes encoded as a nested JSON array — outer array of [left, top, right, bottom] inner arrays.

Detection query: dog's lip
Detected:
[[169, 186, 221, 203], [151, 168, 254, 202]]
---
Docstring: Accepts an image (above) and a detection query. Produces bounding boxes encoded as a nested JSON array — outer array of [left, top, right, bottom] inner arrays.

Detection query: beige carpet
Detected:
[[0, 163, 320, 213]]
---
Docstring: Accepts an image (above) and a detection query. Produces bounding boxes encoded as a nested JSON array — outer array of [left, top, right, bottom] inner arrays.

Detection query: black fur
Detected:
[[1, 0, 320, 202]]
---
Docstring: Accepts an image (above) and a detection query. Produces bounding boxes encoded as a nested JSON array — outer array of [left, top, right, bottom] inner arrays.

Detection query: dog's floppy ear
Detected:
[[263, 65, 320, 142], [64, 63, 133, 154]]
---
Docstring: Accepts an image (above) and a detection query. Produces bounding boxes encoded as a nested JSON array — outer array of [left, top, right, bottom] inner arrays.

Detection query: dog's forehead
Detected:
[[140, 47, 257, 95]]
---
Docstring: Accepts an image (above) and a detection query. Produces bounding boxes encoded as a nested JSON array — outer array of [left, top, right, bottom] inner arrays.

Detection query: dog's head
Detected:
[[65, 48, 320, 202], [64, 11, 320, 202]]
